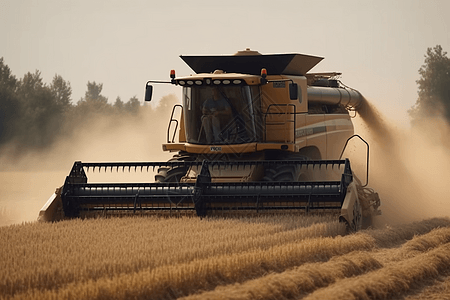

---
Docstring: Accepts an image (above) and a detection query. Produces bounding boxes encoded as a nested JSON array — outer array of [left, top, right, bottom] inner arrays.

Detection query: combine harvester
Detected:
[[39, 49, 380, 231]]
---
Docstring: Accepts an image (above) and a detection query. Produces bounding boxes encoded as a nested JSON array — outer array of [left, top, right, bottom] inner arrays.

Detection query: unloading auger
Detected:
[[39, 49, 381, 231]]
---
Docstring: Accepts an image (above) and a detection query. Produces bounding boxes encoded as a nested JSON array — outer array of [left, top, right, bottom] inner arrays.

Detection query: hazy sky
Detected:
[[1, 0, 449, 125]]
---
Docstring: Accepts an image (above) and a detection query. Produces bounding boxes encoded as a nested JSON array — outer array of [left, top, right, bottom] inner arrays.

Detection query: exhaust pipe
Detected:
[[307, 86, 363, 109]]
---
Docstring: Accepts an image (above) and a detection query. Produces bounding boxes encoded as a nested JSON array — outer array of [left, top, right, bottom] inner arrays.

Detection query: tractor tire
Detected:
[[155, 156, 190, 183], [262, 162, 311, 182]]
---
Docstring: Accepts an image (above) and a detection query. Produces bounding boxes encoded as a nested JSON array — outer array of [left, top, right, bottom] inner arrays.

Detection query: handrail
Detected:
[[339, 134, 369, 187], [167, 104, 183, 143]]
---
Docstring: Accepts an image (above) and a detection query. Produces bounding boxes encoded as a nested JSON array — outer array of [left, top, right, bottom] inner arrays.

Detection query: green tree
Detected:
[[16, 70, 60, 147], [76, 81, 109, 114], [114, 96, 124, 110], [0, 57, 17, 91], [409, 45, 450, 125], [84, 81, 107, 104], [50, 74, 72, 110], [124, 96, 140, 114], [0, 57, 19, 145]]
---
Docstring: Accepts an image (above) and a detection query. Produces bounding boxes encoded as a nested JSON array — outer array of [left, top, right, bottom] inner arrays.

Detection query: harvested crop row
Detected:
[[0, 214, 342, 298], [182, 226, 450, 300], [11, 233, 375, 300], [403, 271, 450, 299], [12, 219, 450, 300], [182, 252, 382, 300], [371, 225, 450, 264], [364, 217, 450, 247], [304, 243, 450, 300]]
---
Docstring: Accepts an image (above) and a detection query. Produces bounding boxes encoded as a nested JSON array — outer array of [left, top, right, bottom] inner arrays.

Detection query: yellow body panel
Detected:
[[304, 114, 327, 156], [325, 114, 354, 159], [178, 110, 186, 142]]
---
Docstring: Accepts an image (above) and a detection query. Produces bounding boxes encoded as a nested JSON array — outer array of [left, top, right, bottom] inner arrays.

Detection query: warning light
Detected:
[[170, 70, 176, 84], [260, 68, 268, 84], [261, 68, 267, 77]]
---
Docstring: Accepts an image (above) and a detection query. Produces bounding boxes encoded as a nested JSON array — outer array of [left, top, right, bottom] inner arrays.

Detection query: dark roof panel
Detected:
[[180, 53, 323, 76]]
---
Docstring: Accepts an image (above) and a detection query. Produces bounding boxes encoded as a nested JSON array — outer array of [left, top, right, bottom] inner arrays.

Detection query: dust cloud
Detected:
[[354, 98, 450, 225], [0, 95, 179, 226]]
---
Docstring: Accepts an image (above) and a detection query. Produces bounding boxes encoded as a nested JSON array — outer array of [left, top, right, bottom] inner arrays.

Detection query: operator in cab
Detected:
[[201, 87, 232, 144]]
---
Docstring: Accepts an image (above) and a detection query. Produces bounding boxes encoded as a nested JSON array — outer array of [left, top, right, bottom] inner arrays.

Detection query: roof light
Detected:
[[261, 68, 267, 77], [170, 70, 176, 84], [260, 68, 268, 85]]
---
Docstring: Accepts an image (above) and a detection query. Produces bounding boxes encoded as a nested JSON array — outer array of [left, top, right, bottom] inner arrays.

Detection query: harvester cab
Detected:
[[39, 49, 381, 231]]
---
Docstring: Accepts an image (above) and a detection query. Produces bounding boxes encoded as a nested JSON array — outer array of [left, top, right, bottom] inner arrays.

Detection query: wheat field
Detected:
[[1, 215, 450, 300]]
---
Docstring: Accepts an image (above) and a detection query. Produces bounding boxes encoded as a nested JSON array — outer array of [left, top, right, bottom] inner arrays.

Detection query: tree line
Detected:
[[0, 58, 145, 151]]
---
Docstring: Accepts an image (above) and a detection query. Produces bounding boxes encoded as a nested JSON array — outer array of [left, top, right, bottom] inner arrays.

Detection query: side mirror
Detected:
[[145, 84, 153, 102], [289, 82, 298, 100]]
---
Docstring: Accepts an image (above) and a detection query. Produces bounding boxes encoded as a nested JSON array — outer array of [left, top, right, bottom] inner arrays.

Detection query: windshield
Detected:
[[183, 85, 261, 145]]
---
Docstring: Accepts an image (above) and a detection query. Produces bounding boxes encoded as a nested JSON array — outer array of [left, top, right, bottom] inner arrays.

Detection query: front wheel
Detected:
[[155, 156, 190, 183], [262, 159, 312, 182]]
